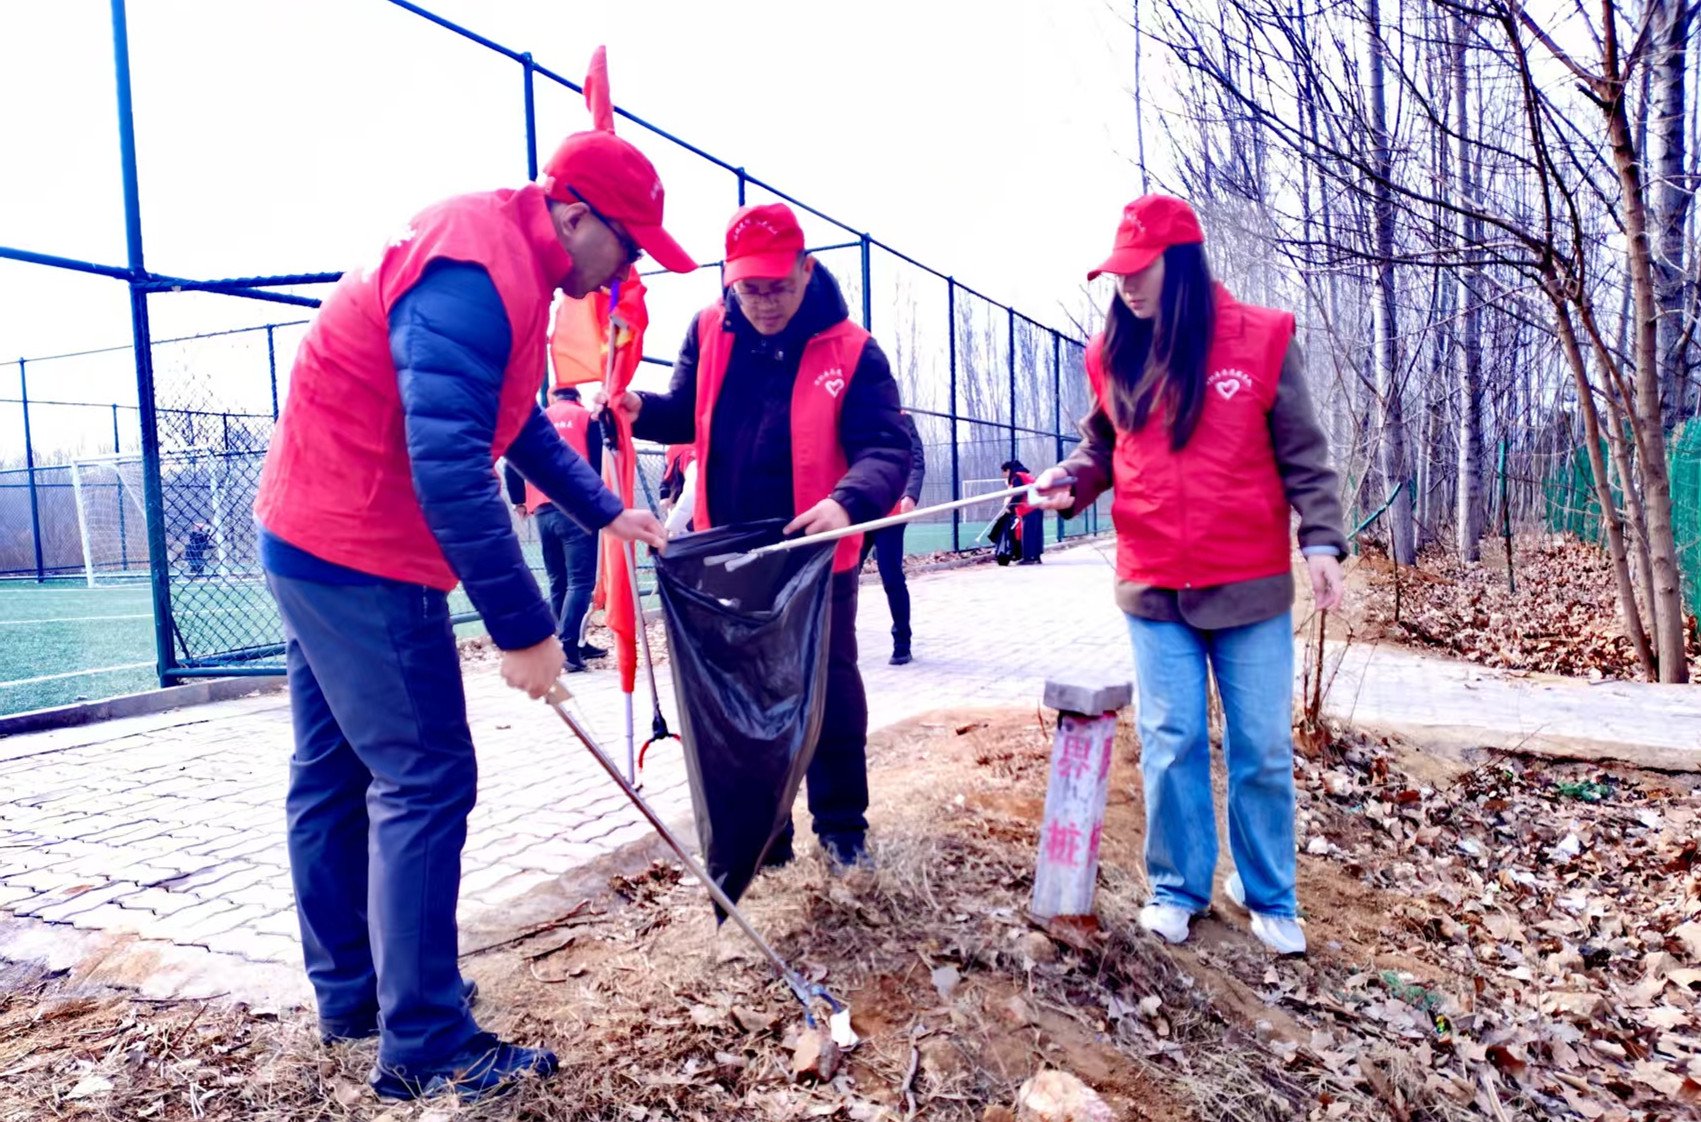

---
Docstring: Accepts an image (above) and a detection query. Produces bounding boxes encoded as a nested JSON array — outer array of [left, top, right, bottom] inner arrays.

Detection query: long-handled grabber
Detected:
[[703, 478, 1073, 572], [542, 678, 845, 1028]]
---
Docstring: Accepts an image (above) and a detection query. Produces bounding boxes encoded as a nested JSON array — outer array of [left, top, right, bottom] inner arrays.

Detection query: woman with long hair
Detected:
[[1031, 196, 1347, 954]]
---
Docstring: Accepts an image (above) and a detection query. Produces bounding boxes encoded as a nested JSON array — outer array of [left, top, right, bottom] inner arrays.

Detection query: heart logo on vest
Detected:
[[1208, 367, 1253, 402], [815, 366, 846, 399]]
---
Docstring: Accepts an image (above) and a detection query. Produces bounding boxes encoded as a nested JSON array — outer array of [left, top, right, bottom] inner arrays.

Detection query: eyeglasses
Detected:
[[568, 187, 644, 267], [729, 279, 800, 307]]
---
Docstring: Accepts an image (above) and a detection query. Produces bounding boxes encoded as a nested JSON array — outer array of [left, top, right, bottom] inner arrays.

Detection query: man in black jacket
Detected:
[[606, 202, 909, 869], [860, 410, 925, 664]]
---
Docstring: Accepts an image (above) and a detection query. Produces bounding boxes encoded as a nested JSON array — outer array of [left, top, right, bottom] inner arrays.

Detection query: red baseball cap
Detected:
[[540, 131, 697, 273], [723, 203, 806, 285], [1087, 195, 1204, 281]]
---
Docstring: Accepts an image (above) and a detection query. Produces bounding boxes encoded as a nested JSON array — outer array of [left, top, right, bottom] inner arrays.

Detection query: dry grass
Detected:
[[5, 708, 1673, 1121]]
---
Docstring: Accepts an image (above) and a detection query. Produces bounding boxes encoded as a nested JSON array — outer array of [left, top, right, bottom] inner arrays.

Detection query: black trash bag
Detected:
[[989, 510, 1018, 566], [652, 519, 838, 914]]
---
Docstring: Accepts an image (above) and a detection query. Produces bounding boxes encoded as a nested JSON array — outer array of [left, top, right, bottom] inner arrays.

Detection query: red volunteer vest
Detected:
[[1011, 471, 1036, 518], [1084, 286, 1294, 589], [690, 304, 870, 572], [523, 399, 593, 511], [255, 186, 567, 589]]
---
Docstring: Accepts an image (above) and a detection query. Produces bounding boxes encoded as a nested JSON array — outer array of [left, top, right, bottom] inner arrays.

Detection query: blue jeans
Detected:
[[267, 572, 480, 1068], [1126, 610, 1297, 917], [536, 504, 597, 647]]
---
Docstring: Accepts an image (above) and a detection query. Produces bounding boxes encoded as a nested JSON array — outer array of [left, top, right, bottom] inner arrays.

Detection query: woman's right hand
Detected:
[[1029, 466, 1074, 511]]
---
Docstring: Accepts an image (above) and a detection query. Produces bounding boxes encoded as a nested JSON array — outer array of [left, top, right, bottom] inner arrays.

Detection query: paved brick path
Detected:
[[2, 539, 1695, 1008]]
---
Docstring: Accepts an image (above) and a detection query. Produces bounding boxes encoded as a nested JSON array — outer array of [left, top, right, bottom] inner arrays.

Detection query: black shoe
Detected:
[[321, 979, 479, 1045], [371, 1032, 559, 1102], [889, 649, 912, 666], [820, 831, 872, 872], [578, 643, 608, 659], [564, 653, 587, 674]]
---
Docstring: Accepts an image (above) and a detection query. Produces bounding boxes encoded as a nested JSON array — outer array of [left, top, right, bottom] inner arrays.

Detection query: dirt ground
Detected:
[[3, 709, 1698, 1121]]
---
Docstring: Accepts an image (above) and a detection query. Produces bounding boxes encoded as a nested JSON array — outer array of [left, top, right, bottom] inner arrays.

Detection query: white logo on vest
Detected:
[[1207, 367, 1253, 401], [815, 366, 846, 398]]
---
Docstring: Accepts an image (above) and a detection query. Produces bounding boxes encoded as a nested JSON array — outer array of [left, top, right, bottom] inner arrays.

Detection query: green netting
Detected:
[[1671, 421, 1701, 618], [1543, 422, 1701, 616]]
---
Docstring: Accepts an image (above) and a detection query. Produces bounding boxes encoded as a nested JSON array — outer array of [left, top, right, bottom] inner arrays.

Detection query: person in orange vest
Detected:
[[605, 202, 911, 870], [504, 386, 604, 671], [252, 130, 692, 1100], [1029, 195, 1346, 956], [656, 443, 697, 535]]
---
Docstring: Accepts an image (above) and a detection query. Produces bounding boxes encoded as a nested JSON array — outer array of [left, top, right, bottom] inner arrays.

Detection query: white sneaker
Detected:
[[1137, 903, 1195, 945], [1226, 872, 1306, 954], [1249, 912, 1307, 955]]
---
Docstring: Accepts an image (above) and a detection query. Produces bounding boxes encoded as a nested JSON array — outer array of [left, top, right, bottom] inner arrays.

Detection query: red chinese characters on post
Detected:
[[1055, 731, 1094, 780], [1044, 820, 1083, 867]]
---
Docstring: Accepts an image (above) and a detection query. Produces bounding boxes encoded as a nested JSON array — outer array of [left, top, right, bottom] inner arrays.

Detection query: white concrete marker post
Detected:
[[1030, 674, 1133, 921]]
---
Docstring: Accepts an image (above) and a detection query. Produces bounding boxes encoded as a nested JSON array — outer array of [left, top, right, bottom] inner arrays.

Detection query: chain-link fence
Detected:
[[1543, 421, 1701, 618], [0, 0, 1106, 693]]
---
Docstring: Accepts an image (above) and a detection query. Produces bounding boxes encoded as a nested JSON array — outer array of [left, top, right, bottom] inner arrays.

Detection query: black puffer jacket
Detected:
[[632, 264, 910, 526]]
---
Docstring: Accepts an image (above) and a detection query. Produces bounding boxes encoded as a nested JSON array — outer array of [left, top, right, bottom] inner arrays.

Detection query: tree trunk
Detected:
[[1453, 11, 1487, 561], [1550, 288, 1658, 678], [1367, 0, 1414, 562], [1649, 0, 1694, 428], [1602, 4, 1688, 682]]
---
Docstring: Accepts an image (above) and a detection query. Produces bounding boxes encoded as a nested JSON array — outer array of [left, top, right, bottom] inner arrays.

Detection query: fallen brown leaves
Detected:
[[5, 711, 1699, 1122], [1293, 727, 1701, 1120], [1355, 535, 1701, 681]]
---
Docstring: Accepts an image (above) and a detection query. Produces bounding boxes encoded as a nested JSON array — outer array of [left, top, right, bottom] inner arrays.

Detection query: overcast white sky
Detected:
[[1, 0, 1152, 455]]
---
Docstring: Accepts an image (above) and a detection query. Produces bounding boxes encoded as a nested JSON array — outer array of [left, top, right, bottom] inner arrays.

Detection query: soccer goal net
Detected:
[[69, 448, 251, 587]]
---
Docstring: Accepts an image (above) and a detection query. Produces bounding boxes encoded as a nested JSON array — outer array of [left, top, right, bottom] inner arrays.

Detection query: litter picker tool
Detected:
[[704, 478, 1073, 572], [601, 411, 681, 787], [542, 677, 845, 1027]]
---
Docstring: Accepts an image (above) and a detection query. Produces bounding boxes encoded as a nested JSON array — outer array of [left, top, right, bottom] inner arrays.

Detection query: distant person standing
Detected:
[[185, 521, 212, 577], [657, 443, 698, 536], [505, 386, 604, 672], [860, 409, 925, 664], [1000, 460, 1045, 565]]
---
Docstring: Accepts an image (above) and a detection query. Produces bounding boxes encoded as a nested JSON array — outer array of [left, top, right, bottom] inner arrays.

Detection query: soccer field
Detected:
[[0, 581, 161, 715], [0, 518, 1085, 717]]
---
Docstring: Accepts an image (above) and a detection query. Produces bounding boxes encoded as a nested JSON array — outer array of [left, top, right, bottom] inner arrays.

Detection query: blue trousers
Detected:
[[267, 572, 480, 1068], [535, 504, 597, 646], [1126, 610, 1298, 917]]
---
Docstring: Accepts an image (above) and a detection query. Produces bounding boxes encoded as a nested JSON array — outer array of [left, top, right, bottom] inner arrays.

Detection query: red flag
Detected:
[[585, 46, 613, 132]]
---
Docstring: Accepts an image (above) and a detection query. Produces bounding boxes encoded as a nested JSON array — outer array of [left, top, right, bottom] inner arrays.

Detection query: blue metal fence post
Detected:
[[948, 279, 961, 552], [522, 52, 549, 406], [1007, 306, 1017, 462], [266, 324, 279, 420], [18, 358, 44, 582], [859, 234, 872, 331], [111, 0, 176, 685], [1052, 332, 1064, 541], [113, 403, 129, 572], [521, 52, 539, 180]]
